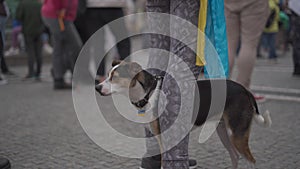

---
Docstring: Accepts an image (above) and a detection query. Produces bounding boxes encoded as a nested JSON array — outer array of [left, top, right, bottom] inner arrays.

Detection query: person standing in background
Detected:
[[16, 0, 45, 81], [0, 0, 13, 77], [263, 0, 280, 63], [41, 0, 82, 89], [225, 0, 269, 101], [0, 30, 6, 85], [289, 0, 300, 76], [74, 0, 131, 84]]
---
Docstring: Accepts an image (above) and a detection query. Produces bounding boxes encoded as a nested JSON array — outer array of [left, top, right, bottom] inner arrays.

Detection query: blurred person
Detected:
[[289, 0, 300, 76], [74, 0, 131, 84], [263, 0, 280, 63], [0, 30, 7, 85], [41, 32, 53, 55], [4, 20, 22, 56], [41, 0, 82, 89], [16, 0, 45, 81], [0, 0, 14, 76], [225, 0, 269, 101]]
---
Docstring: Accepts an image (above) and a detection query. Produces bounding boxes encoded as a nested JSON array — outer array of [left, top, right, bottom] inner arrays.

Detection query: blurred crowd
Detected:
[[0, 0, 146, 88], [0, 0, 298, 89]]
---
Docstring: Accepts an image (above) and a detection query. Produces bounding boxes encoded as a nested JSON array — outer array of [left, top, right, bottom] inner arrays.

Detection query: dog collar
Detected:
[[132, 75, 164, 109]]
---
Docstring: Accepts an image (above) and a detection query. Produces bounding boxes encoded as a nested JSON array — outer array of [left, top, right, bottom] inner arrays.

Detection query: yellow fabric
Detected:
[[264, 0, 280, 33], [196, 0, 207, 66]]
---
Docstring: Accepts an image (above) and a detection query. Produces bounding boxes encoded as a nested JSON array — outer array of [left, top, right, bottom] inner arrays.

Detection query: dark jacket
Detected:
[[16, 0, 45, 37], [0, 0, 7, 17]]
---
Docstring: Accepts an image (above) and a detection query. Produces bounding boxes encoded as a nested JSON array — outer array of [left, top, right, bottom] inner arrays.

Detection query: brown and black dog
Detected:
[[95, 60, 272, 169]]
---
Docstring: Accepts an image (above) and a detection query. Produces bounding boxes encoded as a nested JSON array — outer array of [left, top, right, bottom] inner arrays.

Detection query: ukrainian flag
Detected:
[[196, 0, 229, 78]]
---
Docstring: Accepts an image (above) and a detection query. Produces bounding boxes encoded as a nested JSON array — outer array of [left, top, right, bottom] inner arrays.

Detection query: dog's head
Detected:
[[95, 60, 144, 96]]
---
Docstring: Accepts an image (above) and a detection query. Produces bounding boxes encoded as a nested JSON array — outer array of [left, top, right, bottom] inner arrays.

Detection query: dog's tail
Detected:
[[248, 91, 272, 127]]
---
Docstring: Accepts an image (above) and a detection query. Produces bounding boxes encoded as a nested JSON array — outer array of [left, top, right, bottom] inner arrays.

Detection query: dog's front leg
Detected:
[[150, 119, 163, 167], [216, 118, 239, 169]]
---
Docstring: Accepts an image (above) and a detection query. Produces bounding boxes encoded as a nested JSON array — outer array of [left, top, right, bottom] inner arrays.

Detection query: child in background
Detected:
[[16, 0, 45, 81], [263, 0, 280, 62], [4, 20, 22, 56]]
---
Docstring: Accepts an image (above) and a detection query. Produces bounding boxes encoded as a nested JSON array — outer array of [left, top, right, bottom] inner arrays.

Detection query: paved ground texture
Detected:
[[1, 48, 300, 169]]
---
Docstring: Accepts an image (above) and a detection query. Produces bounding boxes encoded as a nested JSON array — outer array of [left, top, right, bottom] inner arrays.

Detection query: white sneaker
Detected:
[[43, 43, 53, 54], [4, 47, 20, 56], [0, 76, 7, 85]]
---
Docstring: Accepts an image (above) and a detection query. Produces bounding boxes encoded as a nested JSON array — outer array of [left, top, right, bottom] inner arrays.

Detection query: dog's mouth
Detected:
[[95, 85, 113, 96]]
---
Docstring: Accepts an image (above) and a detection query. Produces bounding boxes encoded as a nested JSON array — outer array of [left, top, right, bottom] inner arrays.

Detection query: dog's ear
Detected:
[[128, 62, 142, 78], [112, 60, 122, 67]]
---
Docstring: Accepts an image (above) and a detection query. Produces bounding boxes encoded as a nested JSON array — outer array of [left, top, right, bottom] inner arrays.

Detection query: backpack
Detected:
[[266, 9, 276, 28]]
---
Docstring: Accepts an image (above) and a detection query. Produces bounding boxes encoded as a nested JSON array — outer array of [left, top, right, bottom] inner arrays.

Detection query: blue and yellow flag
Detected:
[[196, 0, 229, 78]]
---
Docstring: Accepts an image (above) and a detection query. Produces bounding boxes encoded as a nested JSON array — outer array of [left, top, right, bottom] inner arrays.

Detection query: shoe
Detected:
[[0, 76, 7, 85], [254, 93, 266, 103], [4, 47, 20, 56], [293, 72, 300, 77], [54, 79, 72, 90], [268, 58, 277, 64], [43, 43, 53, 54], [0, 157, 11, 169], [22, 74, 34, 81], [35, 76, 42, 82], [293, 69, 300, 77], [140, 155, 197, 169], [2, 71, 15, 76]]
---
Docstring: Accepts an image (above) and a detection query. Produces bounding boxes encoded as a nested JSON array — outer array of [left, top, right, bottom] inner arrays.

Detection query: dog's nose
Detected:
[[95, 84, 102, 94]]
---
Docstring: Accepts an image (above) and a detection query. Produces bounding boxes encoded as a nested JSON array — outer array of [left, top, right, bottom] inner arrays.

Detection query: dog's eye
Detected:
[[111, 76, 120, 81]]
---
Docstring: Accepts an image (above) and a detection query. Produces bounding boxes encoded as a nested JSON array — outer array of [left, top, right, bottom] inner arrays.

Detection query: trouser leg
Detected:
[[34, 35, 43, 76], [43, 17, 66, 80], [63, 21, 83, 73], [224, 4, 241, 76], [107, 8, 131, 61], [24, 36, 35, 76], [236, 0, 269, 88], [145, 0, 201, 169], [160, 1, 201, 169], [291, 13, 300, 73], [146, 0, 170, 76]]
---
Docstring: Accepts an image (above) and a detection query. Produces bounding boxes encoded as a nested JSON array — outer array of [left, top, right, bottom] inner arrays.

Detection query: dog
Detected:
[[95, 60, 272, 169]]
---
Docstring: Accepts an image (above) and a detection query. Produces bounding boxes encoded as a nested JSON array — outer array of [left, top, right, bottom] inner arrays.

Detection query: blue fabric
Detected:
[[204, 0, 229, 78]]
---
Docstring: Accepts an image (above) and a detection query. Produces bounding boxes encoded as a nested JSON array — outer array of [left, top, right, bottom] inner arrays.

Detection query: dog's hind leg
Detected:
[[231, 130, 256, 166], [217, 118, 239, 169]]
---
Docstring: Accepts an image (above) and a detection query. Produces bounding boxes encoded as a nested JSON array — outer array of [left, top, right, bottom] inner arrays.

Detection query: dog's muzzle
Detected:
[[95, 84, 103, 95]]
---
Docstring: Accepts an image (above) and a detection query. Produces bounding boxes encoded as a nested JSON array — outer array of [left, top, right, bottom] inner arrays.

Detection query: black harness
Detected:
[[131, 75, 164, 109]]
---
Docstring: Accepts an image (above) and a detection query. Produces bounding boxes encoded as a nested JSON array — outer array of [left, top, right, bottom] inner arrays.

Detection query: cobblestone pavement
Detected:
[[0, 50, 300, 169]]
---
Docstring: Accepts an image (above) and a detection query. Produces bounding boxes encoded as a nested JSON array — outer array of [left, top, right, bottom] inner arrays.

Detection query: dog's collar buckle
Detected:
[[132, 98, 148, 109]]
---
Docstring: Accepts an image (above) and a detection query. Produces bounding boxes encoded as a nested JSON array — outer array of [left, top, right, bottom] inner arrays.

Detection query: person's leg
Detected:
[[236, 0, 269, 88], [104, 8, 131, 61], [80, 8, 106, 81], [12, 26, 22, 49], [268, 33, 277, 60], [63, 21, 82, 73], [24, 35, 35, 77], [143, 0, 170, 168], [291, 12, 300, 75], [34, 34, 43, 78], [146, 0, 170, 76], [158, 1, 201, 168], [224, 2, 241, 76], [0, 16, 9, 73], [42, 17, 65, 81]]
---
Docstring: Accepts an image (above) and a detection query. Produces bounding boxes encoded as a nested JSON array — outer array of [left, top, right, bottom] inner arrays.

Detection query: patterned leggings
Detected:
[[145, 0, 201, 168]]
